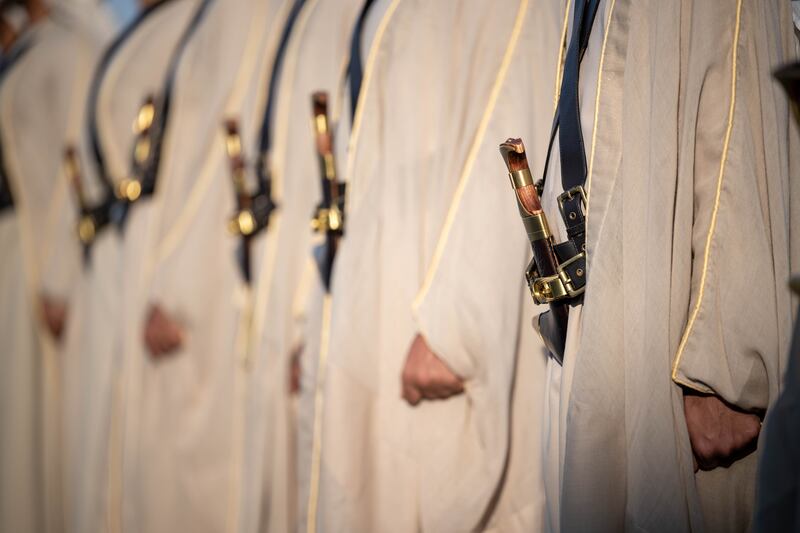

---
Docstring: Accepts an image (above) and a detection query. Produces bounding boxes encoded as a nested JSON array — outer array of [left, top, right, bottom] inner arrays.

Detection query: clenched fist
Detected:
[[684, 392, 761, 471], [401, 334, 464, 406], [40, 295, 67, 342], [143, 304, 185, 359]]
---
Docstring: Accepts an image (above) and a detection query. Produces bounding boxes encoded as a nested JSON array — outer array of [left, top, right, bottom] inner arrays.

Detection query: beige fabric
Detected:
[[291, 1, 395, 531], [118, 1, 288, 532], [549, 1, 799, 532], [0, 215, 41, 533], [0, 9, 113, 533], [139, 0, 293, 531], [314, 0, 560, 530], [56, 3, 197, 533]]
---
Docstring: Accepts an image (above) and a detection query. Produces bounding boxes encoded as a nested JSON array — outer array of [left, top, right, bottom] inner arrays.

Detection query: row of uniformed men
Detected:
[[0, 0, 798, 532]]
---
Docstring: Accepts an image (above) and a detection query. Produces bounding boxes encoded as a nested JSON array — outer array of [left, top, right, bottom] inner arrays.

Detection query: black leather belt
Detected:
[[530, 0, 600, 363]]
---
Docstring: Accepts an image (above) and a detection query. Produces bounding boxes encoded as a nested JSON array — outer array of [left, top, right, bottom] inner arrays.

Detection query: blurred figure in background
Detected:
[[136, 0, 298, 530], [228, 0, 388, 530], [54, 1, 203, 531], [0, 0, 114, 531], [118, 0, 301, 531]]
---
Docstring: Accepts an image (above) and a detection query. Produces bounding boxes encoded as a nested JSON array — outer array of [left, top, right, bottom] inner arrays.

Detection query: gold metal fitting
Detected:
[[117, 178, 142, 202], [134, 137, 151, 165], [78, 216, 96, 245], [134, 101, 155, 134], [522, 212, 551, 242], [509, 168, 535, 189], [527, 252, 586, 305], [557, 185, 587, 219], [225, 132, 242, 159], [229, 210, 256, 236], [327, 204, 342, 232], [323, 153, 336, 180], [314, 114, 329, 135], [310, 207, 329, 233]]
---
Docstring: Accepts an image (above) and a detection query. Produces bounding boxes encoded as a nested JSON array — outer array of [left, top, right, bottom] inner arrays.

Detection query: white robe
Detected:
[[139, 0, 294, 531], [122, 1, 287, 531], [56, 2, 199, 532], [314, 0, 560, 530], [548, 1, 799, 531], [284, 1, 396, 531], [0, 8, 113, 532]]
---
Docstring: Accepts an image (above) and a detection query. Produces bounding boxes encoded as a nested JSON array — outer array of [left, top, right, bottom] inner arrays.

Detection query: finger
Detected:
[[402, 383, 422, 406]]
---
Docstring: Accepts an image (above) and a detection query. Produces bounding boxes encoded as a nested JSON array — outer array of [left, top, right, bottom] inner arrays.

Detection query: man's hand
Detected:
[[289, 344, 303, 395], [143, 304, 185, 359], [683, 392, 761, 471], [40, 295, 67, 342], [401, 334, 464, 406]]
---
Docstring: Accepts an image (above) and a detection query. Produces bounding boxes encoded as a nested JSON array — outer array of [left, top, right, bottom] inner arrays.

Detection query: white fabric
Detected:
[[314, 0, 560, 530], [140, 0, 294, 531], [56, 2, 198, 532], [0, 10, 113, 533], [122, 1, 287, 531], [0, 215, 41, 533]]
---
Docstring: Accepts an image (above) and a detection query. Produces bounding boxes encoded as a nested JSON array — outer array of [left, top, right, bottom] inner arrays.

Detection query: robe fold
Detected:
[[315, 0, 559, 530]]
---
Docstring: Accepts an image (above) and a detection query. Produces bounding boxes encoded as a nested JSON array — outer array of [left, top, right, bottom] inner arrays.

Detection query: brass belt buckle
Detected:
[[527, 251, 586, 305], [557, 185, 587, 222], [310, 203, 343, 233]]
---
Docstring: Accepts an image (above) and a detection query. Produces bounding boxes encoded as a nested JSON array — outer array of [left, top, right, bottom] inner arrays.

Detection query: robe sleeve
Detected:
[[671, 0, 797, 412], [410, 128, 548, 531], [412, 156, 530, 383]]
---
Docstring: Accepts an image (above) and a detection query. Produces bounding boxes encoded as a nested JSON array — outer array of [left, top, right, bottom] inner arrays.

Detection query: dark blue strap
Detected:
[[0, 37, 36, 213], [347, 0, 377, 122], [256, 0, 307, 192], [557, 0, 600, 191], [540, 0, 600, 191], [87, 0, 175, 196], [142, 0, 215, 190]]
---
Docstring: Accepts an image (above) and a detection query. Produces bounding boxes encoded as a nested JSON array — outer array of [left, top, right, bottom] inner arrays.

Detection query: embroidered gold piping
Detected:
[[671, 0, 743, 391], [306, 295, 332, 533], [584, 0, 616, 205], [412, 0, 529, 312], [553, 0, 572, 110]]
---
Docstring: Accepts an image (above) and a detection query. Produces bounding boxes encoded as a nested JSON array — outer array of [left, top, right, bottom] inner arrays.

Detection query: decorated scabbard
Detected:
[[311, 91, 343, 235], [499, 138, 569, 363], [311, 91, 343, 290], [223, 118, 255, 282]]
